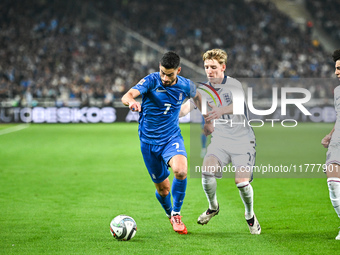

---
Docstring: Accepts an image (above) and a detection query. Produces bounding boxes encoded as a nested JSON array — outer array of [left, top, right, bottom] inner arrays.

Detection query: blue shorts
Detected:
[[140, 136, 187, 183]]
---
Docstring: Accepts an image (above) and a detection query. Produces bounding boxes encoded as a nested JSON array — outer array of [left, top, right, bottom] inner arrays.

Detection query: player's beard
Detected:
[[162, 79, 174, 87]]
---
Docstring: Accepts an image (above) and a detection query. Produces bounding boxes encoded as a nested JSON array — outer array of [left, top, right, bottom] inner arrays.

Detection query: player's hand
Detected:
[[203, 122, 214, 136], [321, 134, 331, 148], [129, 101, 141, 112], [205, 102, 223, 122]]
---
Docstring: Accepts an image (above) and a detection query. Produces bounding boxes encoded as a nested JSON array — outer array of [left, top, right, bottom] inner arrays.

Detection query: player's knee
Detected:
[[171, 159, 187, 180], [327, 164, 340, 178], [157, 186, 170, 197], [159, 190, 169, 197], [235, 178, 249, 186], [203, 155, 218, 166], [155, 180, 170, 197], [173, 168, 187, 180]]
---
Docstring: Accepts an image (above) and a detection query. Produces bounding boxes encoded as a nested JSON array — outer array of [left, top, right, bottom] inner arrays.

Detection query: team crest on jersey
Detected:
[[138, 78, 146, 85], [223, 93, 231, 104]]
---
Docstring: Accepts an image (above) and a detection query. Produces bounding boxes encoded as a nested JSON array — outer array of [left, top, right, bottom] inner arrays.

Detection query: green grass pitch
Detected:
[[1, 122, 340, 254]]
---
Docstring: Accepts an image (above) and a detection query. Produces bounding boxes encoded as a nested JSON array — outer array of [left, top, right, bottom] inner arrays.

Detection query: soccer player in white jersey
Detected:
[[321, 49, 340, 240], [180, 49, 261, 234]]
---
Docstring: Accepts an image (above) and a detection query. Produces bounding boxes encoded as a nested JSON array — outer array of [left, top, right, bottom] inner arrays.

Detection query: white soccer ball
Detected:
[[110, 215, 137, 241]]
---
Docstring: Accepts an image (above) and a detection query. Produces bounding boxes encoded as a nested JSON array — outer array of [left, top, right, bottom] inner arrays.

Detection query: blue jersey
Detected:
[[132, 72, 196, 145]]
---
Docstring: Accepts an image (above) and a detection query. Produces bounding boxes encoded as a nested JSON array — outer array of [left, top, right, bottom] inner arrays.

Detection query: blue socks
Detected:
[[155, 190, 172, 216], [172, 177, 187, 213], [155, 177, 187, 216]]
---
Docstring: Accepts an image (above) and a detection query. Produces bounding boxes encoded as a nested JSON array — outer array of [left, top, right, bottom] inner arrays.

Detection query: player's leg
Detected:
[[235, 174, 260, 234], [168, 154, 187, 214], [235, 174, 254, 222], [234, 149, 261, 234], [164, 138, 188, 234], [154, 178, 172, 218], [235, 173, 261, 235], [197, 154, 222, 225], [140, 142, 172, 217], [326, 163, 340, 240], [202, 155, 219, 210], [167, 155, 187, 234]]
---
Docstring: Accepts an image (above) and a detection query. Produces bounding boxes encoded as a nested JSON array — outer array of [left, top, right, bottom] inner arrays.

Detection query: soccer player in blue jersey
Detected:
[[121, 52, 196, 234]]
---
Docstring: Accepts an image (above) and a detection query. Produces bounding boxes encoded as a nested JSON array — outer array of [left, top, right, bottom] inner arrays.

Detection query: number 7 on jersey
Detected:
[[163, 103, 171, 114]]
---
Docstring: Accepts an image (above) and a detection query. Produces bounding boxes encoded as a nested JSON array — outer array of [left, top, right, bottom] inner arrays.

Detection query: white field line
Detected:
[[0, 124, 30, 136]]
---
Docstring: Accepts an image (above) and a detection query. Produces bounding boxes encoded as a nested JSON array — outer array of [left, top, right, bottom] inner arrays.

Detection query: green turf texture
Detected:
[[1, 122, 340, 254]]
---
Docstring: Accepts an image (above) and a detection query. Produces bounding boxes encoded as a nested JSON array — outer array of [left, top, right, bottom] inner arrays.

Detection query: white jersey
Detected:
[[330, 85, 340, 145], [199, 76, 255, 151]]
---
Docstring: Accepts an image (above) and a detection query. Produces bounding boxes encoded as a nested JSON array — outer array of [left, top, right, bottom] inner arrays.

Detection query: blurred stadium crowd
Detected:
[[306, 0, 340, 42], [0, 0, 339, 107]]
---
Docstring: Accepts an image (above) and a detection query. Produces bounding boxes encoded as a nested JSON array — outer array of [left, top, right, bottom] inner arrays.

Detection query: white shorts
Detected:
[[326, 143, 340, 166], [206, 141, 256, 178]]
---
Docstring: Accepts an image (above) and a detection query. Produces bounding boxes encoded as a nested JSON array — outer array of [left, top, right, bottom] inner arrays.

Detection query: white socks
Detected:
[[202, 175, 255, 218], [237, 181, 254, 220], [202, 173, 218, 210], [328, 178, 340, 218]]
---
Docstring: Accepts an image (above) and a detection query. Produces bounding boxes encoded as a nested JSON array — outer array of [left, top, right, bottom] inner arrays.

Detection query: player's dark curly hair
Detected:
[[160, 51, 180, 69], [332, 49, 340, 62]]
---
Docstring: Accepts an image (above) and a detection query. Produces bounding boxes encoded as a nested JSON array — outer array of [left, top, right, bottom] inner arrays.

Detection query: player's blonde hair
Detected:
[[202, 49, 228, 65]]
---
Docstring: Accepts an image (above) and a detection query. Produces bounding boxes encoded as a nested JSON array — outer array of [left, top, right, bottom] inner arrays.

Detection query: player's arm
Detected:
[[202, 122, 214, 136], [192, 90, 232, 123], [190, 91, 215, 136], [121, 88, 142, 112], [203, 102, 232, 135], [192, 91, 202, 112], [179, 100, 191, 117], [321, 125, 335, 148], [205, 102, 233, 122], [179, 99, 197, 117]]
